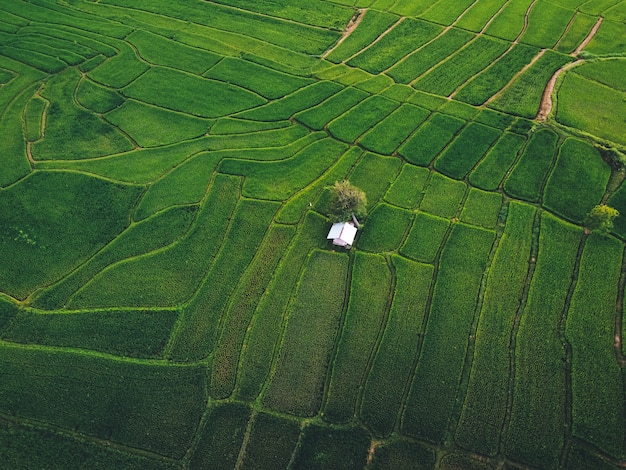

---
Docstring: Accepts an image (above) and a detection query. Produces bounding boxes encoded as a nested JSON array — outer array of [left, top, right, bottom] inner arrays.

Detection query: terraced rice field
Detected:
[[0, 0, 625, 469]]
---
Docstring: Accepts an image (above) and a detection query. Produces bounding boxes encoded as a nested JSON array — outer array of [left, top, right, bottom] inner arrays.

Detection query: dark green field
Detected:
[[1, 0, 625, 468]]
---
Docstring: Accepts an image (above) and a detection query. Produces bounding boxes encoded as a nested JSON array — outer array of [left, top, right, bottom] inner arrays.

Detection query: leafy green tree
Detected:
[[585, 204, 619, 233], [328, 180, 367, 223]]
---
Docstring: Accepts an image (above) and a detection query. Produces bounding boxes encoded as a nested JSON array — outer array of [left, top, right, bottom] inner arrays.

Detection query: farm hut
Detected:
[[327, 222, 357, 249]]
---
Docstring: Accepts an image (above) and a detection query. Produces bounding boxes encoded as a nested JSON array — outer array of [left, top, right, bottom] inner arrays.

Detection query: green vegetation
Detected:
[[504, 128, 559, 202], [398, 113, 465, 166], [324, 253, 392, 423], [384, 164, 430, 209], [469, 132, 526, 190], [455, 201, 535, 455], [420, 173, 467, 219], [263, 250, 348, 416], [358, 203, 412, 252], [543, 138, 610, 223], [1, 0, 623, 467], [361, 257, 433, 437], [566, 234, 624, 458], [506, 214, 581, 468], [400, 212, 449, 263], [403, 223, 495, 444], [433, 122, 501, 180]]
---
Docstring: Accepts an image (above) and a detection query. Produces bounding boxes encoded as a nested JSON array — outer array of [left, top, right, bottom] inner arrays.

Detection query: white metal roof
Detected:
[[327, 222, 357, 246]]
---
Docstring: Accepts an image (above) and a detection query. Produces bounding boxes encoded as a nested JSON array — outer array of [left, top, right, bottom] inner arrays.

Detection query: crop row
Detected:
[[566, 234, 624, 458], [402, 223, 495, 444], [65, 174, 240, 308], [235, 212, 329, 401], [387, 28, 474, 85], [413, 36, 509, 97], [543, 138, 610, 223], [505, 213, 581, 468], [0, 342, 205, 459], [347, 18, 443, 74], [491, 50, 573, 118], [2, 307, 178, 359], [323, 253, 392, 423], [263, 250, 349, 417], [360, 256, 434, 437], [455, 201, 536, 455], [168, 198, 279, 362], [326, 9, 398, 63], [209, 224, 296, 399]]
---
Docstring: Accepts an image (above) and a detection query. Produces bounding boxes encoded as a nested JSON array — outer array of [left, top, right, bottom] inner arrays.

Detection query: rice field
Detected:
[[1, 0, 625, 469]]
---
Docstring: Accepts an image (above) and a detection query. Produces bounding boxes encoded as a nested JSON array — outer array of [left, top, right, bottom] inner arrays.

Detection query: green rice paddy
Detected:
[[1, 0, 625, 468]]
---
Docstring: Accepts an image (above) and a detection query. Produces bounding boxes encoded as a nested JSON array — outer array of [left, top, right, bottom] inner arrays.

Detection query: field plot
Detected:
[[1, 0, 625, 467]]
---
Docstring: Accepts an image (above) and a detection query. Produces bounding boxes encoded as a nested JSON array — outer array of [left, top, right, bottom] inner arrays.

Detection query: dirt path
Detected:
[[322, 9, 366, 59], [535, 16, 603, 121]]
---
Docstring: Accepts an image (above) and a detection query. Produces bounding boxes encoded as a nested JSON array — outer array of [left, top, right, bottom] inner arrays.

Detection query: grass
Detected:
[[76, 78, 124, 114], [384, 164, 430, 209], [127, 29, 220, 75], [520, 0, 575, 48], [433, 122, 502, 180], [566, 234, 625, 458], [358, 104, 430, 155], [133, 153, 219, 220], [575, 59, 626, 93], [468, 132, 526, 191], [413, 36, 509, 96], [294, 87, 370, 131], [66, 174, 239, 308], [370, 439, 436, 470], [348, 153, 403, 210], [220, 137, 348, 200], [358, 203, 413, 253], [400, 212, 450, 264], [167, 199, 279, 362], [30, 206, 198, 310], [33, 69, 133, 160], [292, 424, 371, 470], [0, 171, 141, 300], [326, 10, 399, 63], [2, 308, 178, 358], [204, 57, 313, 99], [0, 419, 175, 470], [348, 18, 442, 74], [491, 50, 573, 118], [190, 403, 251, 469], [454, 44, 539, 105], [419, 172, 467, 219], [239, 412, 301, 470], [360, 257, 433, 437], [505, 213, 581, 468], [327, 95, 399, 144], [460, 188, 503, 229], [0, 342, 206, 459], [323, 253, 392, 423], [2, 0, 625, 466], [556, 72, 626, 146], [398, 113, 465, 167], [402, 223, 495, 444], [235, 212, 328, 401], [504, 128, 559, 202], [543, 138, 610, 223], [263, 250, 348, 417], [106, 100, 211, 147], [209, 224, 296, 399], [123, 67, 266, 119], [454, 201, 535, 455]]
